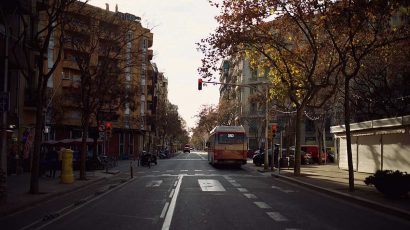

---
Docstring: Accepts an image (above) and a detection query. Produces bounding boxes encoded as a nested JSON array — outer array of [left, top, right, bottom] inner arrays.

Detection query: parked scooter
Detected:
[[140, 151, 157, 168]]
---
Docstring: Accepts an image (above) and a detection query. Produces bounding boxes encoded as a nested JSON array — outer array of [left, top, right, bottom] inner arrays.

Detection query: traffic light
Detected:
[[271, 124, 277, 138], [106, 122, 112, 137], [198, 78, 203, 90]]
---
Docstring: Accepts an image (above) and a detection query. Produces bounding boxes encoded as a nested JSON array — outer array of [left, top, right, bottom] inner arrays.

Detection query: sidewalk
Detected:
[[0, 160, 131, 217], [246, 160, 410, 220]]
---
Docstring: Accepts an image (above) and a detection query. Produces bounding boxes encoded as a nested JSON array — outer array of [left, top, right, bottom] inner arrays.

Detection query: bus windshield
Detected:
[[217, 133, 244, 144]]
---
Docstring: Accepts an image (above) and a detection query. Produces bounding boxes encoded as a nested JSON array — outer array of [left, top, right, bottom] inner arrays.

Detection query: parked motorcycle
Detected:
[[140, 151, 157, 168]]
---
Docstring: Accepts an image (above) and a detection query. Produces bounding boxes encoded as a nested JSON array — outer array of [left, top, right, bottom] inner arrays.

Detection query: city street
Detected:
[[4, 151, 408, 230]]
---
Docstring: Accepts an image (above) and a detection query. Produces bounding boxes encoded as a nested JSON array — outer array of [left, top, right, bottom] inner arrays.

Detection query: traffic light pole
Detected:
[[199, 80, 271, 169]]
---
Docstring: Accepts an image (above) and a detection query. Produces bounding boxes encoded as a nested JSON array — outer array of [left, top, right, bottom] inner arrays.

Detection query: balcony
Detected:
[[147, 49, 153, 61]]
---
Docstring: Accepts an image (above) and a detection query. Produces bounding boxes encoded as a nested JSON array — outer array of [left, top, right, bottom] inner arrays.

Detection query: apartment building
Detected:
[[44, 2, 155, 159], [220, 57, 268, 150], [219, 57, 334, 151]]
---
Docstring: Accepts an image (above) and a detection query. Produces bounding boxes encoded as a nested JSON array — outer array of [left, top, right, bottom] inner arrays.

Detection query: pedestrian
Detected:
[[47, 148, 59, 178], [58, 147, 65, 176]]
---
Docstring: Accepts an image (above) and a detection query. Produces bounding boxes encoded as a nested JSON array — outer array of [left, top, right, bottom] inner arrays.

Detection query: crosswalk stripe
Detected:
[[254, 202, 271, 209], [243, 193, 257, 199], [237, 188, 248, 192], [267, 212, 288, 221]]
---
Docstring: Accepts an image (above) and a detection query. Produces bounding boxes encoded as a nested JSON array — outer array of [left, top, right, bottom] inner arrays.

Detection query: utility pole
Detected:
[[264, 86, 269, 171], [0, 20, 9, 203]]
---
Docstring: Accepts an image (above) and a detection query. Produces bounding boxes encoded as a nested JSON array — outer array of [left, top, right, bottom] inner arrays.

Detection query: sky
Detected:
[[90, 0, 221, 129]]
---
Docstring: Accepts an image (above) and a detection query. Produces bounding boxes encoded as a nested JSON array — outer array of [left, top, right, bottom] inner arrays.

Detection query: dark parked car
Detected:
[[287, 147, 313, 165]]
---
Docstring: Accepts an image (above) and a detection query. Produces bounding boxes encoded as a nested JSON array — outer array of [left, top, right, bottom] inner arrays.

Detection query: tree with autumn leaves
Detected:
[[199, 0, 410, 191]]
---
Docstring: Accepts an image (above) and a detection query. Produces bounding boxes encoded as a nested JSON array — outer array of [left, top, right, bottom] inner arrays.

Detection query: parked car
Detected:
[[183, 144, 190, 153], [288, 147, 313, 165]]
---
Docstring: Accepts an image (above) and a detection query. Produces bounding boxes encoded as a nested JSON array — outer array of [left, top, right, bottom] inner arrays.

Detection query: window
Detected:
[[129, 134, 134, 156], [217, 133, 244, 144], [119, 133, 124, 155]]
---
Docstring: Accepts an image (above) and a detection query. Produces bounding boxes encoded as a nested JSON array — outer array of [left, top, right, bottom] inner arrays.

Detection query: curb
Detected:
[[0, 172, 120, 217], [271, 173, 410, 221]]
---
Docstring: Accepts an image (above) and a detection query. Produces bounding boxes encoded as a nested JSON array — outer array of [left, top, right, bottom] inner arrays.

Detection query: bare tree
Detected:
[[4, 0, 84, 194], [64, 4, 149, 179]]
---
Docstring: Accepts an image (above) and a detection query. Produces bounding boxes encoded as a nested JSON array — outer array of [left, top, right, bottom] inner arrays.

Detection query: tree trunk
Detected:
[[344, 79, 355, 192], [80, 116, 89, 180], [30, 84, 45, 194], [294, 108, 303, 176]]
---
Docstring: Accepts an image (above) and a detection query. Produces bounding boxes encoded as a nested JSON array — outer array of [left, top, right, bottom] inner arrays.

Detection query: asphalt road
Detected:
[[6, 151, 410, 230]]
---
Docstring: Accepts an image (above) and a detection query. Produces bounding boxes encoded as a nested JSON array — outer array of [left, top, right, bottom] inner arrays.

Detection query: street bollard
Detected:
[[130, 161, 134, 178], [61, 149, 74, 184]]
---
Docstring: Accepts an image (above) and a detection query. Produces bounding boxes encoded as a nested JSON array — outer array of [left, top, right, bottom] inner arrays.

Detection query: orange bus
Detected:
[[207, 126, 247, 166]]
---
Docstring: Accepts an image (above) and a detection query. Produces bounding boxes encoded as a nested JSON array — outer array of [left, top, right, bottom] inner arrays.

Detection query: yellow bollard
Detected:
[[61, 149, 74, 184]]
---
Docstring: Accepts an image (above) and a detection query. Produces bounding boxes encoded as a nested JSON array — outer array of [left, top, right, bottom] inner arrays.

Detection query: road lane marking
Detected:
[[194, 153, 206, 159], [194, 170, 202, 172], [160, 202, 170, 219], [146, 180, 163, 187], [180, 170, 188, 172], [169, 189, 175, 198], [227, 179, 236, 183], [162, 175, 183, 230], [231, 182, 241, 187], [267, 212, 288, 221], [237, 188, 248, 192], [174, 181, 178, 187], [254, 202, 271, 209], [271, 185, 295, 193], [243, 193, 257, 199], [198, 179, 226, 192]]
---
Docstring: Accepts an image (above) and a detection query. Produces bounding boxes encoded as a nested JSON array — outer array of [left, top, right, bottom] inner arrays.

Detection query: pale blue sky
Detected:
[[90, 0, 221, 129]]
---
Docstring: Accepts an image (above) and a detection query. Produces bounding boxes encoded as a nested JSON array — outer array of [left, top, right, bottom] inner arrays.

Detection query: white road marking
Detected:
[[180, 170, 188, 172], [162, 175, 183, 230], [169, 189, 175, 198], [231, 182, 241, 187], [195, 153, 206, 160], [227, 180, 236, 183], [271, 185, 295, 193], [207, 170, 215, 172], [146, 180, 163, 187], [237, 188, 248, 192], [267, 212, 288, 221], [194, 170, 202, 172], [174, 181, 178, 187], [198, 179, 226, 192], [243, 193, 257, 199], [160, 202, 170, 219], [254, 202, 271, 209]]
